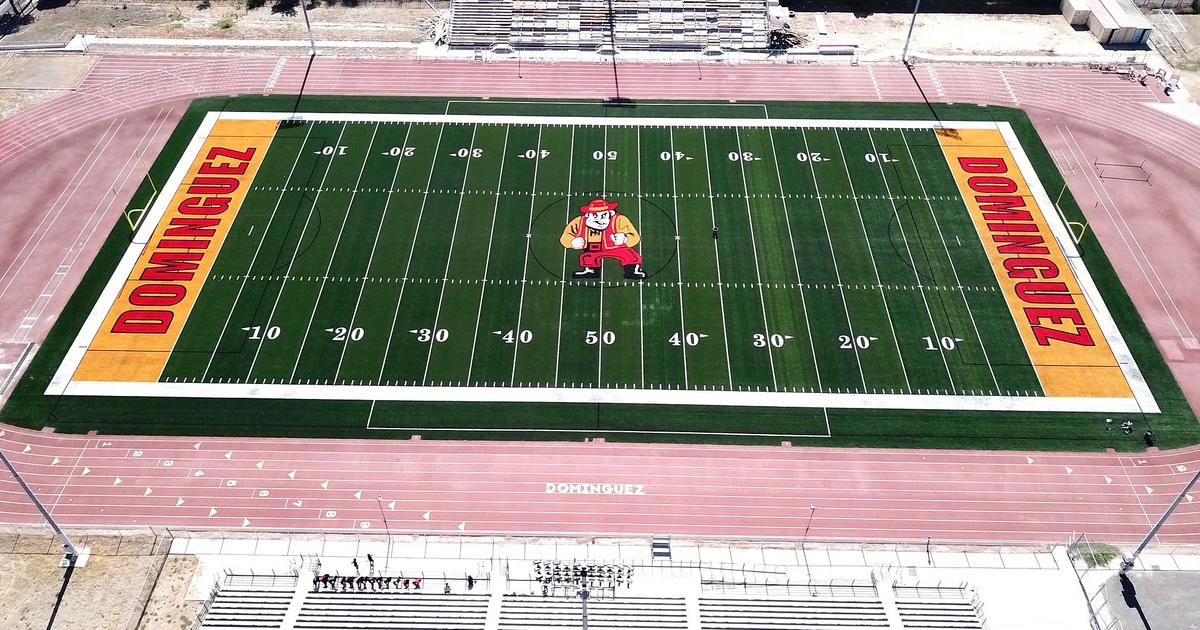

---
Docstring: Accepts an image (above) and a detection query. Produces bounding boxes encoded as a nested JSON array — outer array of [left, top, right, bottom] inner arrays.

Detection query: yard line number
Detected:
[[412, 328, 449, 343], [923, 336, 963, 350], [839, 335, 876, 349], [317, 145, 348, 156], [494, 329, 533, 344], [593, 150, 618, 161], [518, 149, 551, 160], [728, 151, 762, 162], [669, 332, 708, 347], [586, 330, 615, 345], [383, 146, 416, 157], [795, 152, 828, 162], [452, 148, 483, 158], [754, 333, 793, 348], [242, 325, 281, 340], [864, 152, 898, 163], [328, 326, 365, 342]]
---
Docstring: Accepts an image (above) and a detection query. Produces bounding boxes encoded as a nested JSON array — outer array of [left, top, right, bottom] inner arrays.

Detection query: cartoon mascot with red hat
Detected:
[[560, 198, 645, 280]]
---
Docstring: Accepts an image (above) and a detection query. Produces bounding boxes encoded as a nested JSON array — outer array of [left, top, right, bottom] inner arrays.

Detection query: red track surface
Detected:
[[1, 57, 1198, 544]]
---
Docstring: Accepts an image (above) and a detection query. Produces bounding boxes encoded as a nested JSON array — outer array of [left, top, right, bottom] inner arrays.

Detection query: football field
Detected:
[[45, 106, 1158, 426]]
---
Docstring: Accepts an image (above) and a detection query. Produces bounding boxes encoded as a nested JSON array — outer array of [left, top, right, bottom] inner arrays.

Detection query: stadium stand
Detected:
[[448, 0, 772, 51], [500, 595, 687, 630], [699, 597, 891, 629], [296, 592, 490, 629], [198, 585, 295, 629]]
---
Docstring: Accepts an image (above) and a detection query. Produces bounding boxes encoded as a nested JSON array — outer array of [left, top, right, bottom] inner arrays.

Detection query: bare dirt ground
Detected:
[[1155, 12, 1200, 101], [0, 0, 440, 44], [790, 11, 1107, 57], [0, 530, 201, 630]]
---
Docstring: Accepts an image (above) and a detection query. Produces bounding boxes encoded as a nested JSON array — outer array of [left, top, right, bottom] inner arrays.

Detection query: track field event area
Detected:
[[8, 98, 1193, 449]]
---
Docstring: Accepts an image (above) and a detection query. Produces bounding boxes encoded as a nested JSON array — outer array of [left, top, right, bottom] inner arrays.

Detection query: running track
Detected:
[[1, 56, 1198, 545]]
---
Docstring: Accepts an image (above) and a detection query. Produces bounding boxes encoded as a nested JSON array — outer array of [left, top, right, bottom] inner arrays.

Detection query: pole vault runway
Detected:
[[1, 425, 1198, 544], [0, 56, 1199, 545]]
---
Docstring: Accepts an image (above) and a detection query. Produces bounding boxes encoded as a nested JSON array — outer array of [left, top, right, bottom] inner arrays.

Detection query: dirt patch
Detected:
[[0, 0, 440, 44], [0, 52, 97, 88], [787, 11, 1109, 57], [0, 532, 200, 630], [136, 555, 203, 630]]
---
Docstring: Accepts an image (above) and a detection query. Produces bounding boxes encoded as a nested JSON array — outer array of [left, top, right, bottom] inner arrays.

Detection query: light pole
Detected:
[[376, 496, 392, 574], [578, 588, 589, 630], [801, 505, 816, 579], [900, 0, 921, 66], [298, 0, 317, 57]]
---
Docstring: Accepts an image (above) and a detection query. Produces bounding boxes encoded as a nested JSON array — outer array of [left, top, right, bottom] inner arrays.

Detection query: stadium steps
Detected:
[[698, 597, 891, 629], [294, 593, 491, 629], [200, 586, 295, 629], [895, 599, 985, 629], [499, 595, 687, 629]]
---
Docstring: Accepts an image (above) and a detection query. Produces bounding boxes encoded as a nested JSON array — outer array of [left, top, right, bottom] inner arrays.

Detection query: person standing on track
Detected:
[[560, 198, 645, 280]]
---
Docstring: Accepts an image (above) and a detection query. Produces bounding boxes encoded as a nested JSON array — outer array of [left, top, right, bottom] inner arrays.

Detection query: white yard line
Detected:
[[667, 128, 690, 389], [246, 122, 350, 380], [832, 129, 911, 394], [799, 128, 868, 392], [334, 122, 414, 382], [700, 127, 734, 389], [509, 125, 545, 385], [552, 126, 578, 387], [196, 124, 316, 379], [597, 125, 608, 387], [288, 123, 382, 382], [862, 128, 956, 394], [765, 128, 822, 391], [377, 123, 450, 382], [907, 129, 1003, 393], [636, 127, 645, 389], [732, 129, 779, 392], [465, 125, 513, 383], [420, 124, 481, 385]]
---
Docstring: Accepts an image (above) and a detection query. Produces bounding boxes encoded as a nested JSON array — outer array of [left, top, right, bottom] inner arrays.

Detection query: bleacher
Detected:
[[699, 597, 891, 630], [198, 586, 294, 629], [449, 0, 771, 51], [295, 592, 491, 629], [500, 595, 687, 630], [894, 598, 986, 629]]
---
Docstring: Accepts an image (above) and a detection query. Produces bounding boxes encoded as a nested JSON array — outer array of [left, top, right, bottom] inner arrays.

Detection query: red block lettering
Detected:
[[993, 234, 1050, 255], [199, 161, 249, 175], [178, 196, 231, 215], [987, 223, 1039, 233], [1024, 307, 1084, 327], [139, 252, 203, 281], [129, 284, 187, 307], [187, 177, 239, 196], [206, 146, 256, 162], [968, 176, 1018, 194], [1015, 281, 1074, 305], [977, 196, 1032, 221], [165, 217, 221, 238], [156, 239, 210, 250], [1004, 258, 1059, 279], [1032, 325, 1095, 347], [958, 157, 1008, 173], [112, 310, 173, 334]]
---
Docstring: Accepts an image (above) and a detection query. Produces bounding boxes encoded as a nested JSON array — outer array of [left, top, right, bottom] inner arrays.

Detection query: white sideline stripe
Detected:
[[995, 124, 1158, 414], [225, 111, 1007, 130], [46, 111, 223, 396], [61, 380, 1143, 413]]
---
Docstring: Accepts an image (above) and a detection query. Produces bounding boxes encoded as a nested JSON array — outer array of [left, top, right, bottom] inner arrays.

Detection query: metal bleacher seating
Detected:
[[295, 592, 491, 630], [199, 586, 295, 629], [894, 598, 986, 629], [699, 597, 891, 630], [449, 0, 770, 51], [500, 595, 687, 630]]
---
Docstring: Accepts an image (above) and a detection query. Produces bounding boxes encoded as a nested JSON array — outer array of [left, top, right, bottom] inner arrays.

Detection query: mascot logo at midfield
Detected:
[[559, 198, 645, 280]]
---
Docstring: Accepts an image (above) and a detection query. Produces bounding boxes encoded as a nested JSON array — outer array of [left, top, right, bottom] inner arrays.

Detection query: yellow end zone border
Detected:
[[45, 112, 1159, 414]]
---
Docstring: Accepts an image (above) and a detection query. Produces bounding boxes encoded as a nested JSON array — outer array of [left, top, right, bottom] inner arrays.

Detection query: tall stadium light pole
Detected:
[[298, 0, 317, 57], [0, 448, 79, 561], [377, 496, 392, 574], [1120, 466, 1200, 574], [900, 0, 921, 66], [578, 588, 589, 630]]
